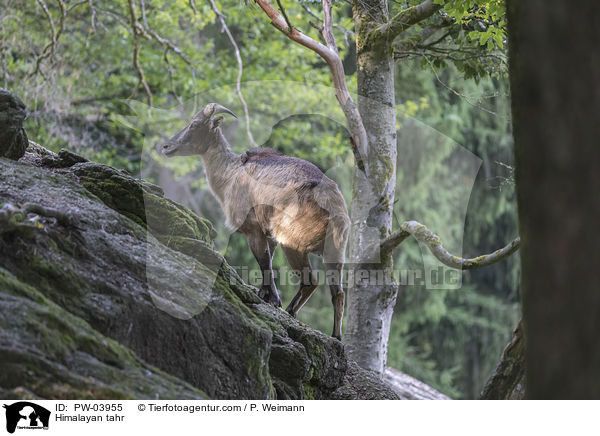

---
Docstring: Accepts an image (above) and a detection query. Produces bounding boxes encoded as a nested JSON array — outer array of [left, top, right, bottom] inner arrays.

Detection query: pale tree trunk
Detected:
[[344, 0, 399, 373], [255, 0, 520, 377]]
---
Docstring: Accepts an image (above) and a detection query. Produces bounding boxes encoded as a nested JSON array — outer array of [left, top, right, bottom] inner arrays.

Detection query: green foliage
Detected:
[[1, 0, 344, 168], [393, 0, 507, 79], [434, 0, 506, 46]]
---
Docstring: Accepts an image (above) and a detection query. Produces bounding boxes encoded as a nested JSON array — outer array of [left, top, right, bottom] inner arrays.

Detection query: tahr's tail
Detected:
[[331, 214, 350, 251]]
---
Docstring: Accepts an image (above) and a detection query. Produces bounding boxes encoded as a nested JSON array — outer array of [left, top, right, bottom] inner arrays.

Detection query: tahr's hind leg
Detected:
[[325, 262, 345, 340], [281, 247, 318, 317]]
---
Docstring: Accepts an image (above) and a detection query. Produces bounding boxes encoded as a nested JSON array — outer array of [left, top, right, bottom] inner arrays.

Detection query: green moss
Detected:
[[71, 163, 147, 227], [26, 252, 86, 300], [303, 383, 315, 400], [244, 331, 275, 399], [371, 154, 395, 194], [144, 192, 214, 243], [0, 268, 207, 399], [69, 162, 215, 244]]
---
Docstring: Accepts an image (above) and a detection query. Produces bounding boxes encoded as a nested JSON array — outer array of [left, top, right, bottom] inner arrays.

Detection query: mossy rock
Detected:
[[0, 88, 28, 160], [0, 268, 207, 400], [0, 152, 432, 400], [69, 161, 215, 243]]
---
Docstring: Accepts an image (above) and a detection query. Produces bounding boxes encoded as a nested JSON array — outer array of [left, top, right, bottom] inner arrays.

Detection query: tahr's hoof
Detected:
[[258, 287, 268, 300], [332, 333, 342, 341]]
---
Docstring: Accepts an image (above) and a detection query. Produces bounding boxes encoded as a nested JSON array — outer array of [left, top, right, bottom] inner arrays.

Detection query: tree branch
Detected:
[[421, 54, 506, 118], [31, 0, 58, 76], [372, 0, 444, 42], [394, 24, 444, 55], [420, 28, 453, 48], [31, 0, 88, 77], [300, 0, 354, 47], [127, 0, 152, 106], [207, 0, 258, 148], [275, 0, 293, 34], [253, 0, 368, 170], [380, 220, 520, 269], [137, 1, 194, 67]]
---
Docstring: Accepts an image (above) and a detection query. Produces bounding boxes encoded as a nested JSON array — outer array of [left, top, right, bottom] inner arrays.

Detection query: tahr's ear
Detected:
[[210, 116, 224, 131]]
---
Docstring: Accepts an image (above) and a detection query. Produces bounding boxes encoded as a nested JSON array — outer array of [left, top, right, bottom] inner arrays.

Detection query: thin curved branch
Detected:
[[207, 0, 257, 148], [421, 54, 506, 118], [88, 0, 97, 32], [31, 0, 57, 76], [253, 0, 368, 169], [100, 2, 203, 75], [380, 220, 520, 270], [31, 0, 86, 77], [138, 1, 194, 67], [127, 0, 152, 106], [276, 0, 293, 33]]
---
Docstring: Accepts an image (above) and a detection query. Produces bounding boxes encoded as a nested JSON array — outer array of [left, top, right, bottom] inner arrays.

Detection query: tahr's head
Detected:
[[160, 103, 237, 157]]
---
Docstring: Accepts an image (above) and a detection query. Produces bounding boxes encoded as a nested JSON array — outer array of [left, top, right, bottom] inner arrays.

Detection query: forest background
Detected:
[[0, 0, 518, 398]]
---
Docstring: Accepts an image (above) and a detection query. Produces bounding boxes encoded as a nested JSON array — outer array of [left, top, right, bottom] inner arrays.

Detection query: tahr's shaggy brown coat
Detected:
[[162, 103, 350, 339]]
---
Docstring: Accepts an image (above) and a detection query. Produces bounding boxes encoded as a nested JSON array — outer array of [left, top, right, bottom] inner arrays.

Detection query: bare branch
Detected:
[[420, 28, 453, 48], [140, 0, 149, 28], [309, 20, 323, 33], [379, 228, 411, 258], [163, 47, 183, 104], [31, 0, 56, 76], [421, 55, 507, 118], [300, 1, 321, 22], [380, 220, 520, 269], [253, 0, 368, 169], [88, 0, 97, 32], [207, 0, 257, 147], [31, 0, 87, 77], [321, 0, 337, 51], [300, 0, 354, 46], [127, 0, 152, 106], [66, 0, 87, 12], [372, 0, 444, 42], [276, 0, 293, 34], [394, 24, 444, 55]]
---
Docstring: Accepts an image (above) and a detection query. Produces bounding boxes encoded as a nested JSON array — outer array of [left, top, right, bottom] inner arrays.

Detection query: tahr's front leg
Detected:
[[246, 232, 282, 307]]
